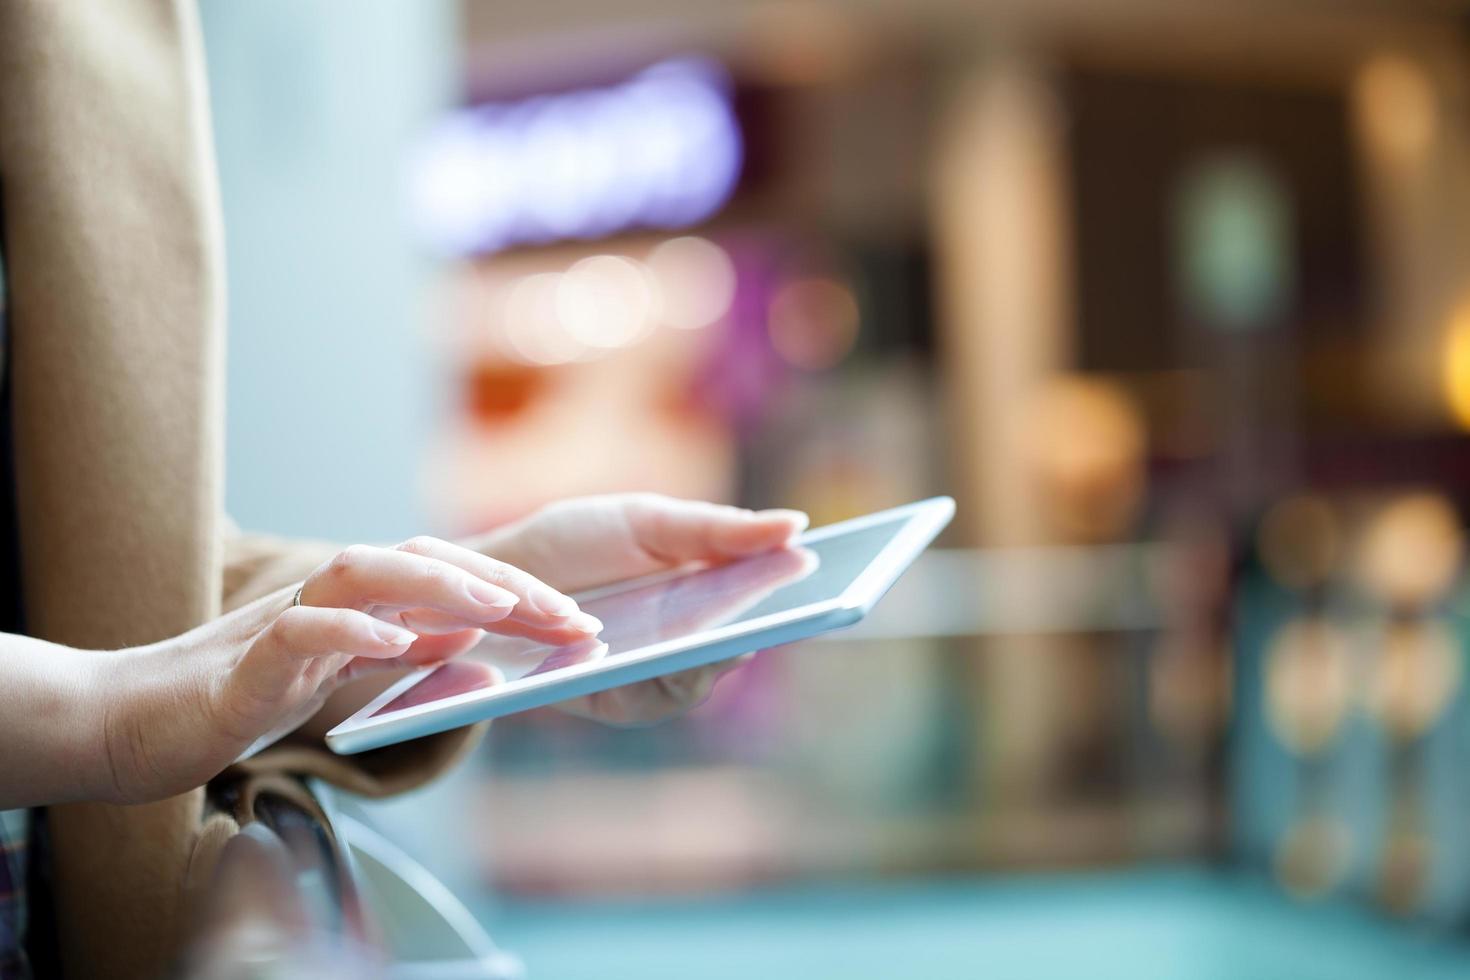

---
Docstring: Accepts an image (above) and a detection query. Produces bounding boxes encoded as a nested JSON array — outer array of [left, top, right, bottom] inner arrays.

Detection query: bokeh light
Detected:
[[1440, 301, 1470, 429], [1173, 155, 1292, 332], [1354, 55, 1438, 163], [1263, 617, 1353, 756], [503, 272, 587, 366], [409, 58, 743, 256], [767, 277, 860, 371], [646, 237, 737, 330], [1025, 377, 1146, 541], [1363, 620, 1462, 742], [1354, 493, 1463, 608], [556, 255, 661, 350]]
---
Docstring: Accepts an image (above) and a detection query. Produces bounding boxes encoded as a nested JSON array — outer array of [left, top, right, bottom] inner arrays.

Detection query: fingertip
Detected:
[[468, 580, 519, 611], [791, 547, 821, 574], [361, 636, 417, 659], [567, 611, 604, 635], [758, 508, 810, 538], [719, 509, 809, 554], [479, 603, 517, 624], [529, 585, 578, 619], [370, 621, 419, 647]]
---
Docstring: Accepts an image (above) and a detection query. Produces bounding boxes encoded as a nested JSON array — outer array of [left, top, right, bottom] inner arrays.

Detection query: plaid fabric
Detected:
[[0, 225, 26, 980]]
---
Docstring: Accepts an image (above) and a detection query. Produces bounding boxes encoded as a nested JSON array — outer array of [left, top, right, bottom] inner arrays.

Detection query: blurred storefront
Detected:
[[405, 0, 1470, 933], [214, 0, 1470, 952]]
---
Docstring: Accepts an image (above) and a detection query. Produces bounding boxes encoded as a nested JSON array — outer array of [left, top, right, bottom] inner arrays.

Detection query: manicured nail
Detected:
[[373, 623, 418, 646], [530, 585, 577, 618], [567, 611, 603, 634], [468, 581, 517, 609]]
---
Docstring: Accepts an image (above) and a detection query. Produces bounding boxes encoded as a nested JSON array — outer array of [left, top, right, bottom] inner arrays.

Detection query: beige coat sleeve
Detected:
[[221, 520, 489, 795]]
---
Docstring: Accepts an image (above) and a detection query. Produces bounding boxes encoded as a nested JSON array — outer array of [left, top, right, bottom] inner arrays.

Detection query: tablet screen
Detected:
[[367, 514, 911, 717]]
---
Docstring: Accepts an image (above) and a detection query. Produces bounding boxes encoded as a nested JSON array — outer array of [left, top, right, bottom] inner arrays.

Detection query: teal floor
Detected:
[[478, 868, 1470, 980]]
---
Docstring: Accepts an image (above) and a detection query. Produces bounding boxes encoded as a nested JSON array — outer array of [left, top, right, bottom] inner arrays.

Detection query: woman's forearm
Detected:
[[0, 634, 112, 808]]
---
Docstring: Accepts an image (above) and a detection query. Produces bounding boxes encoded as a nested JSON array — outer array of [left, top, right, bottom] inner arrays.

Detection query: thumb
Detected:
[[625, 496, 809, 564], [232, 606, 416, 717]]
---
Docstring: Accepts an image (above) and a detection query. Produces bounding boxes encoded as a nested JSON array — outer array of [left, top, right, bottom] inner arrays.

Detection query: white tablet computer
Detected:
[[326, 496, 954, 754]]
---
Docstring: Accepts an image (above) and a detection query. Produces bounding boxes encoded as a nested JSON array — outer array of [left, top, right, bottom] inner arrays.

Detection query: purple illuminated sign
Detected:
[[409, 58, 743, 256]]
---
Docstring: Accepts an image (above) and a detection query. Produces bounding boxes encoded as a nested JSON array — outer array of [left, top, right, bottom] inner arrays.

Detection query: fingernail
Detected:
[[759, 508, 810, 532], [373, 623, 418, 646], [468, 580, 517, 609], [530, 585, 578, 617], [567, 611, 603, 634]]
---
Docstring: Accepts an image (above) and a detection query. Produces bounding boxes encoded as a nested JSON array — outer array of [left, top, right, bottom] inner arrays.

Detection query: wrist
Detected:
[[76, 646, 141, 803], [48, 644, 136, 804], [81, 642, 191, 804]]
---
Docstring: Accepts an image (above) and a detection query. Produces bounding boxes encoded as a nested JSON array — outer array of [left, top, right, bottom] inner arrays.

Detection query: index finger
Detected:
[[393, 536, 589, 629]]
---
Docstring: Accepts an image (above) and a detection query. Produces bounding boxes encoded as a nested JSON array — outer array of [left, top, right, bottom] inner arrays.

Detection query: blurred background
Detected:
[[199, 0, 1470, 975]]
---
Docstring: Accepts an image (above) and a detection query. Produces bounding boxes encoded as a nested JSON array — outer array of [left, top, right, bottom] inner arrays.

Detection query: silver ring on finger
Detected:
[[292, 584, 305, 608]]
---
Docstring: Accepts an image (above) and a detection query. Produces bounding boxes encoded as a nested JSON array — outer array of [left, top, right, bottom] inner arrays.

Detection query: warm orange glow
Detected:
[[1353, 55, 1437, 163], [1355, 492, 1464, 608], [1025, 376, 1146, 541], [1442, 303, 1470, 429]]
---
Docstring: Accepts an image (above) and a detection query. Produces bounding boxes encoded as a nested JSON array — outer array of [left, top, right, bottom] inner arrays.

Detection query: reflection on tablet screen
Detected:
[[368, 515, 910, 718]]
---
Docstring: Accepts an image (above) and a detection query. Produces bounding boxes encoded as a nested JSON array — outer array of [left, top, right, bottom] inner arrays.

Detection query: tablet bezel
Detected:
[[326, 495, 954, 754]]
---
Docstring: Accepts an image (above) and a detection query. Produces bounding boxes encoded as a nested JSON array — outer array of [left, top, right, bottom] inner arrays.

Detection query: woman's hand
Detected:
[[467, 494, 809, 725], [92, 537, 595, 804], [475, 494, 809, 593]]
